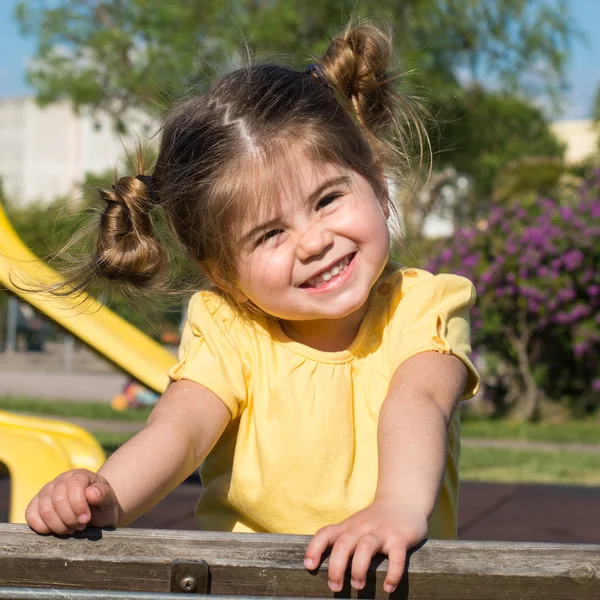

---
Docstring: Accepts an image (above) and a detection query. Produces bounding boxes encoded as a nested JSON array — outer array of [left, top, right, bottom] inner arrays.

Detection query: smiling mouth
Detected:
[[299, 252, 356, 289]]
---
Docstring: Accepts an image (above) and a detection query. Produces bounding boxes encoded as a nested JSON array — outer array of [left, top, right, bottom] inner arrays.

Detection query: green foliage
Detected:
[[5, 196, 93, 264], [593, 84, 600, 126], [5, 174, 190, 341], [431, 87, 565, 204], [15, 0, 575, 129], [428, 175, 600, 421]]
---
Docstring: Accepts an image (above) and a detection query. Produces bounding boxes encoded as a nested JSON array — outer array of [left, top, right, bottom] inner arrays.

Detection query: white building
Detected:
[[0, 96, 153, 207], [550, 119, 597, 163]]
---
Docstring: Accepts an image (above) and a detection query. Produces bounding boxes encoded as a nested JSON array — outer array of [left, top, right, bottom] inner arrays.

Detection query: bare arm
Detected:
[[305, 351, 467, 593], [100, 379, 231, 525], [375, 351, 466, 514], [26, 379, 230, 533]]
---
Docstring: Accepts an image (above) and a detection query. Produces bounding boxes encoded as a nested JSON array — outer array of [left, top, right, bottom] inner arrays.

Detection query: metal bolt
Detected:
[[180, 575, 197, 592]]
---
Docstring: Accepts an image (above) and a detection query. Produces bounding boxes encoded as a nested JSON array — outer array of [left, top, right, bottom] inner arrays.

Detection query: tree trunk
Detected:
[[507, 333, 540, 422]]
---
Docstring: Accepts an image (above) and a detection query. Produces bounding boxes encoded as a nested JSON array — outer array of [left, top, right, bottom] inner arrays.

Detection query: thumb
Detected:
[[85, 481, 115, 507]]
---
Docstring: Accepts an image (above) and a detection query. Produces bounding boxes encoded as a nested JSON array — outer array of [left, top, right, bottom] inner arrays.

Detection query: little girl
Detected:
[[26, 23, 479, 594]]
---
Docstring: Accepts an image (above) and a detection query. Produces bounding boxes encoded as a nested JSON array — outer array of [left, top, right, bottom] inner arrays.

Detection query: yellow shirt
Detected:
[[168, 268, 479, 538]]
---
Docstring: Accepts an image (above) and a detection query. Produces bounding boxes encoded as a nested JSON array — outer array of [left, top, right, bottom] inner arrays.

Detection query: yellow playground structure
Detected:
[[0, 201, 177, 522], [0, 411, 106, 523]]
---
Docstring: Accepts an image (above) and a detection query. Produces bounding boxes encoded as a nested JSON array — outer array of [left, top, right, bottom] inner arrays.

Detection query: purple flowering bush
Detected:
[[427, 174, 600, 421]]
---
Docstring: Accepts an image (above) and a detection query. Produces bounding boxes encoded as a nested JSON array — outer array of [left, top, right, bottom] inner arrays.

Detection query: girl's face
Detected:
[[234, 156, 391, 329]]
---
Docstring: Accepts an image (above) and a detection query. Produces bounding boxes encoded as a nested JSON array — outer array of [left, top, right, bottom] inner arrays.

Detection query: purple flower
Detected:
[[440, 249, 453, 263], [554, 312, 572, 325], [463, 254, 479, 267], [537, 266, 552, 278], [557, 288, 576, 302], [489, 206, 503, 226], [563, 249, 584, 270], [559, 206, 574, 221]]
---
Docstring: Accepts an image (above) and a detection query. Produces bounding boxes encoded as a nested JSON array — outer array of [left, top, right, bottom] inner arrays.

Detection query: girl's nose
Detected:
[[296, 223, 334, 261]]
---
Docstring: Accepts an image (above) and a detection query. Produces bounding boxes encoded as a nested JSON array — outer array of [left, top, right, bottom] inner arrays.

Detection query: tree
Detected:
[[431, 87, 565, 202], [15, 0, 575, 129], [427, 175, 600, 421]]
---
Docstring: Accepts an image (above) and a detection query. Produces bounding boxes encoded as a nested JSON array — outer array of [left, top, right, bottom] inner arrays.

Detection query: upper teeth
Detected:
[[305, 255, 351, 287]]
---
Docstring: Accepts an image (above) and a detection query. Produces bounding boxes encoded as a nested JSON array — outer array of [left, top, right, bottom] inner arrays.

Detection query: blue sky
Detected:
[[0, 1, 598, 120]]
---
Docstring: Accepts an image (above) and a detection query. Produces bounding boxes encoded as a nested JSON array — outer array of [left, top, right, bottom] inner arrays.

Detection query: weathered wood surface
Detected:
[[1, 523, 599, 599]]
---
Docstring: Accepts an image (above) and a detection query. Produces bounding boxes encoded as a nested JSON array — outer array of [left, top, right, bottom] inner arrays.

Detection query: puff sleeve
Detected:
[[387, 270, 480, 400], [168, 293, 249, 418]]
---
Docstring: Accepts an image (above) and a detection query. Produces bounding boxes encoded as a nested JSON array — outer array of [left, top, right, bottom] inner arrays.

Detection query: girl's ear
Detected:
[[381, 197, 390, 220], [201, 260, 249, 303], [371, 159, 390, 220]]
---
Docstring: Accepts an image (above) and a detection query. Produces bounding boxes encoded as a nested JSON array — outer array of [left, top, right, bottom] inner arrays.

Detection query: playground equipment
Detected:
[[0, 200, 177, 522], [0, 410, 105, 523], [0, 201, 176, 393], [1, 525, 599, 598]]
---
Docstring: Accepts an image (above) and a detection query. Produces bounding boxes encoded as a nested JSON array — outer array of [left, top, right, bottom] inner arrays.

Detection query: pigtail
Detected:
[[44, 156, 171, 302], [316, 22, 430, 177], [92, 175, 167, 288], [319, 25, 394, 138]]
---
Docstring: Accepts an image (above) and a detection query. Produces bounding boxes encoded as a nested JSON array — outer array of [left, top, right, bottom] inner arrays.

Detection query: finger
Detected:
[[328, 532, 360, 592], [36, 493, 74, 535], [85, 480, 115, 507], [66, 475, 93, 526], [25, 495, 51, 534], [304, 524, 343, 570], [50, 481, 81, 530], [383, 546, 407, 593], [86, 482, 119, 527], [350, 533, 381, 590]]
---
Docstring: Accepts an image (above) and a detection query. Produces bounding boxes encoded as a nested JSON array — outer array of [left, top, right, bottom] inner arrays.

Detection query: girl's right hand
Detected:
[[25, 469, 120, 534]]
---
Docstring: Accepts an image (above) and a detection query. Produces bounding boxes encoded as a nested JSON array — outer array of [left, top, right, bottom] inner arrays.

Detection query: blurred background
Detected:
[[0, 1, 598, 539]]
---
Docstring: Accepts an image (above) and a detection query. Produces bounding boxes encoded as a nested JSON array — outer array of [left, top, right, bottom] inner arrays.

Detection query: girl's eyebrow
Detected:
[[241, 175, 351, 244], [304, 175, 351, 206], [242, 217, 283, 245]]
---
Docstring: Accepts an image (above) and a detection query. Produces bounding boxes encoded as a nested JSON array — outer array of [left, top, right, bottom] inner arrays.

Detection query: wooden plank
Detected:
[[1, 524, 599, 599]]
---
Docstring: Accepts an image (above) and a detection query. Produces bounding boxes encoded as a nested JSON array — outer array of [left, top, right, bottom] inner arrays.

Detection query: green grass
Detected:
[[0, 396, 151, 422], [461, 419, 600, 444], [4, 396, 598, 444], [93, 431, 600, 485], [460, 446, 600, 486], [3, 395, 600, 485]]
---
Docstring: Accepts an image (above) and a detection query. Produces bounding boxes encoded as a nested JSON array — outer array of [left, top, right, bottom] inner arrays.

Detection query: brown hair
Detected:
[[61, 22, 428, 314]]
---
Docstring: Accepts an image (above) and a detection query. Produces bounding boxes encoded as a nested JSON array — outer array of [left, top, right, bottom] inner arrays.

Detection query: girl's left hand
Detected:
[[303, 497, 428, 594]]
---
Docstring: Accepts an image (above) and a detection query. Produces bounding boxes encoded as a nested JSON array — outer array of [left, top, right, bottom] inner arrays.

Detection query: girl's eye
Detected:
[[317, 193, 341, 210], [256, 229, 283, 246]]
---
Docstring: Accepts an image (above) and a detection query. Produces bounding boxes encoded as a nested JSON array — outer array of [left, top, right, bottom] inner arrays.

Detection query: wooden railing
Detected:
[[1, 524, 599, 599]]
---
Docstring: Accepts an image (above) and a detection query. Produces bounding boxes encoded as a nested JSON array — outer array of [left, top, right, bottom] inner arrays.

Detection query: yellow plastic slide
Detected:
[[0, 201, 176, 393], [0, 201, 176, 522], [0, 410, 106, 523]]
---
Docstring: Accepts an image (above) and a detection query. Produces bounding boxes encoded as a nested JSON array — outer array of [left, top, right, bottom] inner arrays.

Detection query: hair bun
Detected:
[[319, 24, 394, 136], [95, 176, 167, 288]]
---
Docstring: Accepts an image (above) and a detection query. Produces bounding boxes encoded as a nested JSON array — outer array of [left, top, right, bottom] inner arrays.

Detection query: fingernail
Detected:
[[328, 581, 341, 592], [77, 514, 90, 524], [351, 579, 363, 590], [304, 558, 314, 569], [384, 583, 395, 593]]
